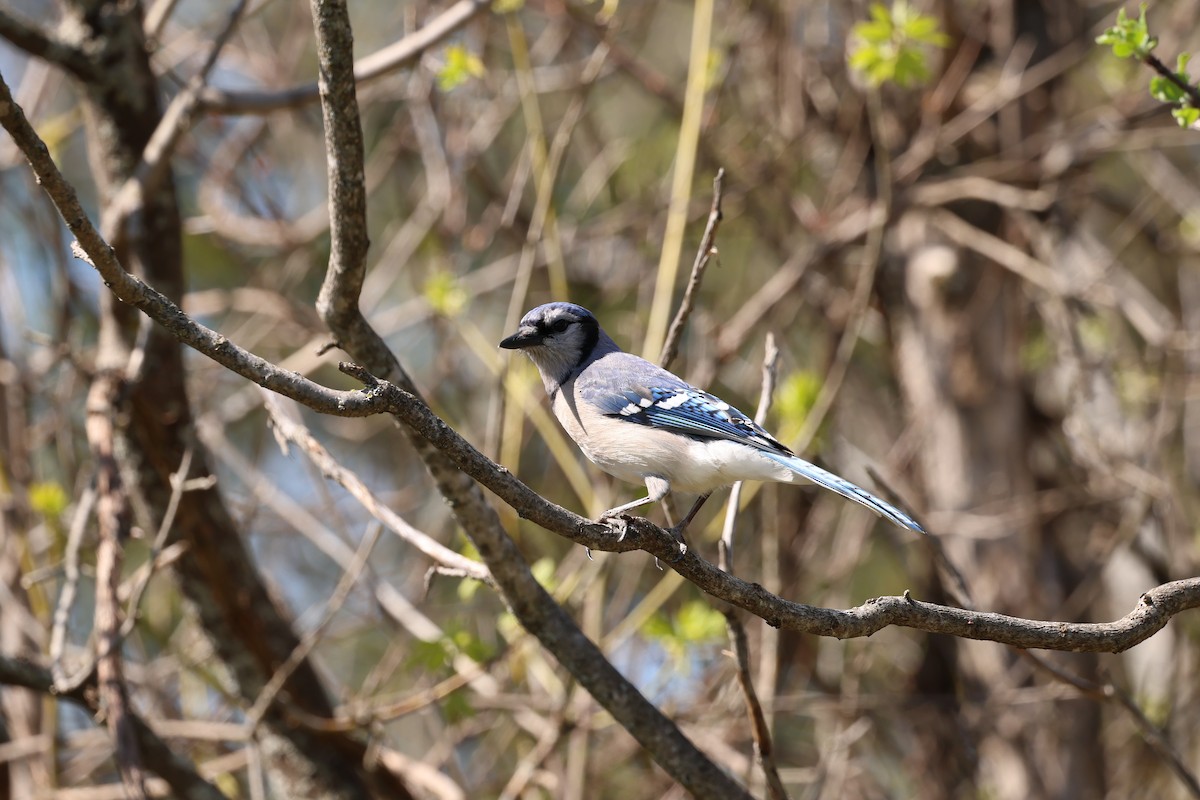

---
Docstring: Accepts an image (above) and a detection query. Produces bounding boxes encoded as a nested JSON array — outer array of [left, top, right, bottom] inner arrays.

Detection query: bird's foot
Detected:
[[597, 514, 688, 564], [599, 513, 630, 543]]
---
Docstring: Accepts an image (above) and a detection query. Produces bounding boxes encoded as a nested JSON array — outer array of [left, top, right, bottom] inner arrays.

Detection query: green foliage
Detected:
[[1151, 53, 1200, 128], [848, 2, 950, 88], [442, 689, 475, 723], [449, 625, 495, 663], [437, 45, 485, 92], [29, 481, 69, 520], [423, 270, 467, 316], [492, 0, 524, 12], [408, 627, 493, 673], [775, 370, 822, 441], [409, 637, 453, 672], [1173, 105, 1200, 129], [1097, 5, 1199, 128], [1095, 5, 1157, 60], [530, 557, 557, 591], [642, 600, 726, 665]]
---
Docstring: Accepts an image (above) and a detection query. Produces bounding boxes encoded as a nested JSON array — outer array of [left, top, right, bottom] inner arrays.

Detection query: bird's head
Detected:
[[499, 302, 601, 386]]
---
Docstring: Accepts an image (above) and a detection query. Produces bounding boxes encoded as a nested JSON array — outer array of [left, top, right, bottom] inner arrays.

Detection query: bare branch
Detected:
[[3, 74, 1196, 656], [199, 0, 490, 114], [725, 615, 788, 800], [0, 659, 223, 800], [86, 369, 148, 799], [262, 393, 492, 583], [718, 334, 786, 798], [0, 11, 90, 76], [337, 363, 1200, 654], [660, 167, 725, 371], [302, 2, 751, 795]]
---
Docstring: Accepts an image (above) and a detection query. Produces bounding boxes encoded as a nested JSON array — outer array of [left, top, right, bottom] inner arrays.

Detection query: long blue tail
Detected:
[[761, 451, 925, 534]]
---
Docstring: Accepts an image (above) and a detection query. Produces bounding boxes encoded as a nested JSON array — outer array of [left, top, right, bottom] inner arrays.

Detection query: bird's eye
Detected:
[[549, 319, 571, 334]]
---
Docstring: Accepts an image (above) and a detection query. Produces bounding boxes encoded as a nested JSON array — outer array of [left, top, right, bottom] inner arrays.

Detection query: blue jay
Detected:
[[500, 302, 924, 542]]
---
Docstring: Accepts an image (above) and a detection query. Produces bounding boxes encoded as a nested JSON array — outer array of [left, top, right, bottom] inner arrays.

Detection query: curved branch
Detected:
[[199, 0, 490, 114], [4, 68, 1197, 657], [340, 364, 1200, 654], [300, 2, 751, 797]]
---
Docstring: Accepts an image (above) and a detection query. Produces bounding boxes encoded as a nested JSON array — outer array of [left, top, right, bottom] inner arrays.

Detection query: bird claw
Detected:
[[600, 513, 629, 542], [597, 514, 687, 563], [667, 525, 689, 559]]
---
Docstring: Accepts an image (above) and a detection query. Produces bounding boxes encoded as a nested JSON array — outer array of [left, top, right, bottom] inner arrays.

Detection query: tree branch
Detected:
[[86, 369, 148, 798], [301, 2, 751, 796], [0, 11, 91, 77], [0, 656, 225, 800], [7, 53, 1200, 798], [339, 364, 1200, 653], [660, 167, 725, 371], [262, 392, 492, 583], [4, 69, 1198, 657], [1143, 52, 1200, 110], [199, 0, 490, 114]]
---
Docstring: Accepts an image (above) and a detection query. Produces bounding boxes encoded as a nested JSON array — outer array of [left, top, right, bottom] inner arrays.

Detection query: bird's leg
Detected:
[[664, 492, 711, 557], [600, 476, 671, 542]]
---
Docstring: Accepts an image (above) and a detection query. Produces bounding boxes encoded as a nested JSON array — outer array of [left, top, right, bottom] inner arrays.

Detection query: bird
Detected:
[[499, 301, 924, 546]]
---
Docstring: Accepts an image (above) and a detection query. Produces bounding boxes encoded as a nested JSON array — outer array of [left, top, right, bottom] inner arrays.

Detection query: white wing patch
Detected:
[[654, 392, 691, 410]]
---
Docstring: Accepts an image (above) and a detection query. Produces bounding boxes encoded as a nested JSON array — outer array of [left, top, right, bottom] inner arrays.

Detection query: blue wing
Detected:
[[586, 381, 926, 534], [589, 384, 791, 455]]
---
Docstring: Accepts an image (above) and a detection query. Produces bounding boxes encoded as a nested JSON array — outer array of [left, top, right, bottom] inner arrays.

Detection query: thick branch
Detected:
[[301, 2, 750, 796], [343, 366, 1199, 652]]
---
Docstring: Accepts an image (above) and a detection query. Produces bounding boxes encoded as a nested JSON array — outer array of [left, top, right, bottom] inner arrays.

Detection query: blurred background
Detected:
[[2, 0, 1200, 797]]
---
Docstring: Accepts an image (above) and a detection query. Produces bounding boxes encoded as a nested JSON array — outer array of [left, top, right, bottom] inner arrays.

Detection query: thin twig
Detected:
[[245, 522, 384, 729], [199, 0, 491, 114], [285, 660, 491, 733], [0, 10, 91, 76], [1017, 652, 1200, 798], [262, 392, 491, 583], [1143, 52, 1200, 110], [101, 0, 249, 250], [49, 483, 95, 690], [725, 615, 789, 800], [716, 334, 787, 799], [86, 370, 147, 799], [720, 332, 778, 565], [119, 447, 209, 638], [660, 167, 725, 372]]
